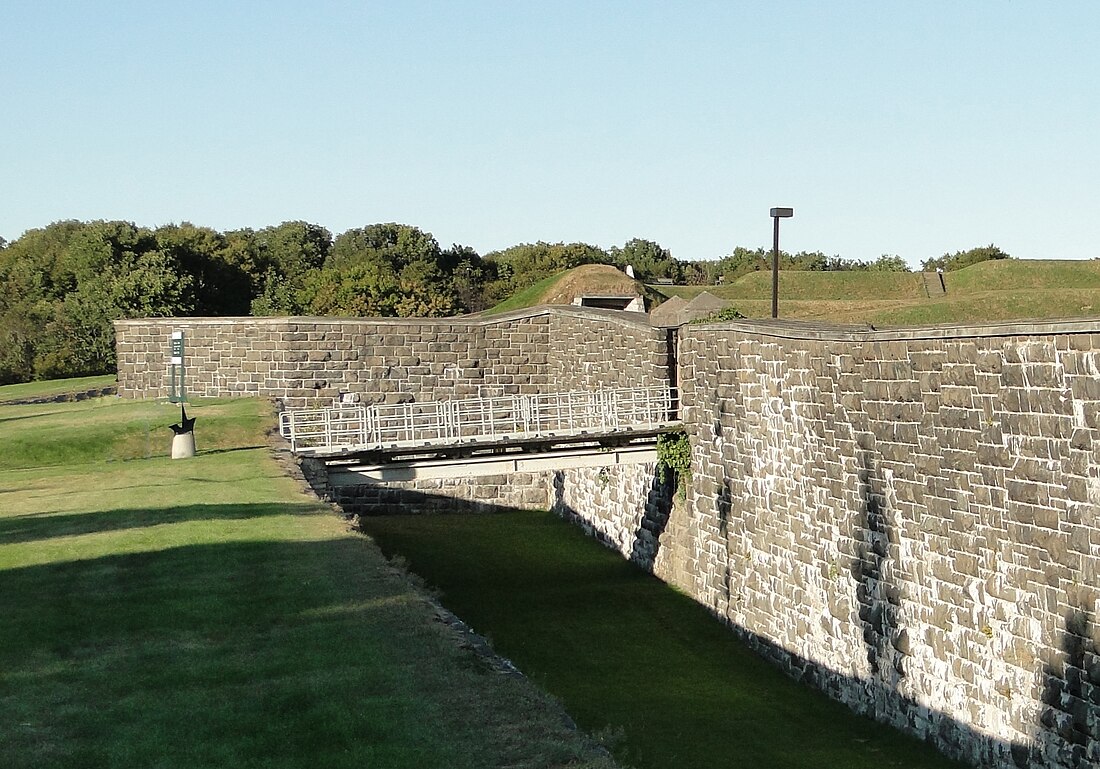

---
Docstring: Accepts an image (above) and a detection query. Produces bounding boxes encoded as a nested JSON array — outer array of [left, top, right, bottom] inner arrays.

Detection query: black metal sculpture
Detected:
[[168, 404, 196, 435]]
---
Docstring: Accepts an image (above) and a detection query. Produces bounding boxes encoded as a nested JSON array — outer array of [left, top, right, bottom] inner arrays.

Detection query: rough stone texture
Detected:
[[667, 319, 1100, 769], [547, 312, 672, 391], [304, 463, 552, 516], [549, 463, 675, 569], [336, 474, 551, 515], [114, 306, 670, 408]]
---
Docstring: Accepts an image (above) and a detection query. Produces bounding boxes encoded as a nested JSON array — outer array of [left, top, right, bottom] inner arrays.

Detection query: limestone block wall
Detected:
[[547, 311, 672, 391], [114, 307, 669, 408], [329, 473, 552, 516], [671, 319, 1100, 769], [549, 463, 676, 569], [114, 315, 546, 408]]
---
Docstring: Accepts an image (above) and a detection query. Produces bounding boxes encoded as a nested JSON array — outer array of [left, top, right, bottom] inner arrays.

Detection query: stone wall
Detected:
[[665, 319, 1100, 769], [328, 473, 551, 516], [549, 463, 675, 569], [547, 312, 672, 391], [112, 306, 1100, 768], [114, 306, 670, 407]]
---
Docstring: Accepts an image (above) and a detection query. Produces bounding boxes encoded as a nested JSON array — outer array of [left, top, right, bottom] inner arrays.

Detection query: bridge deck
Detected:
[[280, 386, 679, 459]]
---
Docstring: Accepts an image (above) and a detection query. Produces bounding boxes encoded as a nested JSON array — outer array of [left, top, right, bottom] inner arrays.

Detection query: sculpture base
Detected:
[[171, 432, 196, 459]]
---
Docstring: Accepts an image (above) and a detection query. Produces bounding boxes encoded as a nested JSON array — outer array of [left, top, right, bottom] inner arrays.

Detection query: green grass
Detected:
[[946, 258, 1100, 293], [661, 270, 929, 302], [655, 260, 1100, 327], [359, 512, 967, 769], [484, 271, 570, 315], [0, 374, 116, 403], [0, 394, 615, 769]]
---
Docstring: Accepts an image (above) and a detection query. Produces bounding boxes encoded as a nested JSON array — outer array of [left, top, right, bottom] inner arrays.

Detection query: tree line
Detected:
[[0, 219, 1010, 384]]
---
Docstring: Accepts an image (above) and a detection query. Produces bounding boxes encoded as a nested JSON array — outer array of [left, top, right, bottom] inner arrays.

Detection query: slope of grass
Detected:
[[484, 271, 570, 315], [0, 374, 116, 403], [658, 271, 927, 302], [657, 260, 1100, 327], [945, 258, 1100, 293], [359, 511, 966, 769], [0, 393, 615, 769]]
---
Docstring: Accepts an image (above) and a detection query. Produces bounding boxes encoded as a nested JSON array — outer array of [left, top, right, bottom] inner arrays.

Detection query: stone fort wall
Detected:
[[558, 318, 1100, 769], [113, 308, 1100, 768], [113, 307, 671, 408]]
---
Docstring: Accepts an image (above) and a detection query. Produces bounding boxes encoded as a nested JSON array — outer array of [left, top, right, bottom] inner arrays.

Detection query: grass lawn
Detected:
[[654, 260, 1100, 327], [359, 512, 968, 769], [485, 271, 570, 315], [0, 393, 614, 769], [0, 374, 117, 404]]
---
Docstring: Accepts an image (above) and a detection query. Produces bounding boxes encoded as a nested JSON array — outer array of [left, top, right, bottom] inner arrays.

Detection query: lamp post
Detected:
[[769, 207, 794, 318]]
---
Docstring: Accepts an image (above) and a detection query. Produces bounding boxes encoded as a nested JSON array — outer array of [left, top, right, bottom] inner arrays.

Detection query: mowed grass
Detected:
[[485, 271, 570, 315], [655, 259, 1100, 326], [0, 392, 615, 769], [359, 512, 967, 769], [0, 374, 117, 404]]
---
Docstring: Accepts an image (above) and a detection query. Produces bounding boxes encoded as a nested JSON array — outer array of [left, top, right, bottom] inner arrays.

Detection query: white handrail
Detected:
[[279, 386, 678, 454]]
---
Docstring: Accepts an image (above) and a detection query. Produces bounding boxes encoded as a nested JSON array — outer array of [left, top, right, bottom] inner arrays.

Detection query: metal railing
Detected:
[[279, 385, 678, 454]]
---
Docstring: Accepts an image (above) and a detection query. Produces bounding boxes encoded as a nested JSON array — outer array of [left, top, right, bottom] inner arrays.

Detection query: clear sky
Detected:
[[2, 1, 1098, 266]]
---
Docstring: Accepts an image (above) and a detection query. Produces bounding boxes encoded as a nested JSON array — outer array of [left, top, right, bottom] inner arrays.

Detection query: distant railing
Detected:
[[279, 386, 679, 454]]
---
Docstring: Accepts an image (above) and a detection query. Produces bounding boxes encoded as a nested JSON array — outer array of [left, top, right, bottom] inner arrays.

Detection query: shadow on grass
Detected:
[[0, 409, 75, 425], [0, 534, 610, 769], [0, 502, 321, 546], [0, 537, 413, 767], [356, 493, 976, 769], [190, 445, 268, 456], [356, 488, 1098, 769]]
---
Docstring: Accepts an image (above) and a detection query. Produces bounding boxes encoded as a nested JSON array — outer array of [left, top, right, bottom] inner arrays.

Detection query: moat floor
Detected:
[[360, 509, 968, 769]]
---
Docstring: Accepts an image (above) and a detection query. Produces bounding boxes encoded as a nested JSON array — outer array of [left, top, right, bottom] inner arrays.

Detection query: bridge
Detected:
[[278, 385, 681, 483]]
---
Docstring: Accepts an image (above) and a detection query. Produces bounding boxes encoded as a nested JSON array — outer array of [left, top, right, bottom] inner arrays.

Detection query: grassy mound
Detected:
[[657, 260, 1100, 326], [681, 270, 928, 301], [945, 259, 1100, 293], [485, 264, 658, 315]]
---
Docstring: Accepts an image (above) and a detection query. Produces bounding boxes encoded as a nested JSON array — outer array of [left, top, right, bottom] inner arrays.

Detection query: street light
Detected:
[[769, 207, 794, 318]]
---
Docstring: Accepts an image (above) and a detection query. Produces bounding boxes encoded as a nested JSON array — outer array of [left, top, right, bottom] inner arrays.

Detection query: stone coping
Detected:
[[688, 316, 1100, 341], [113, 304, 657, 331]]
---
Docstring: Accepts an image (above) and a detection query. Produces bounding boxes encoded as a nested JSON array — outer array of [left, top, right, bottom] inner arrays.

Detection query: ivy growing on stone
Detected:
[[656, 429, 691, 493]]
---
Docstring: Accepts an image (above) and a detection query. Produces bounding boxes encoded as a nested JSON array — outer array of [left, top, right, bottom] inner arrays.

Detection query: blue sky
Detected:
[[2, 1, 1098, 266]]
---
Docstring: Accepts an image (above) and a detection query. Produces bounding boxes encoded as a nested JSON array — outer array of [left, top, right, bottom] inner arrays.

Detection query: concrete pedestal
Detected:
[[171, 432, 196, 459]]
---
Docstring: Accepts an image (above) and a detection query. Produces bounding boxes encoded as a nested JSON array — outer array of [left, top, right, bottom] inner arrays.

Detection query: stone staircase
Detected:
[[922, 271, 947, 297]]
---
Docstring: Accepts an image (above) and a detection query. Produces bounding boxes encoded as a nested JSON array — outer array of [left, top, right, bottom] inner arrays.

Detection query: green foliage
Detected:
[[867, 254, 911, 272], [656, 429, 692, 488], [610, 238, 680, 282], [483, 241, 610, 305], [690, 306, 746, 324], [0, 221, 203, 382], [922, 243, 1011, 272], [313, 223, 462, 317], [680, 249, 911, 287], [248, 221, 333, 315]]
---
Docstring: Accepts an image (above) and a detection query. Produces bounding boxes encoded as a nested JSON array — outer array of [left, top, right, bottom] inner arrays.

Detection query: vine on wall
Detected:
[[656, 430, 691, 493]]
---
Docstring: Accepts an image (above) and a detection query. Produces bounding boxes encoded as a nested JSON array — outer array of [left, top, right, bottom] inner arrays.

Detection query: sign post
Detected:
[[168, 331, 186, 403]]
